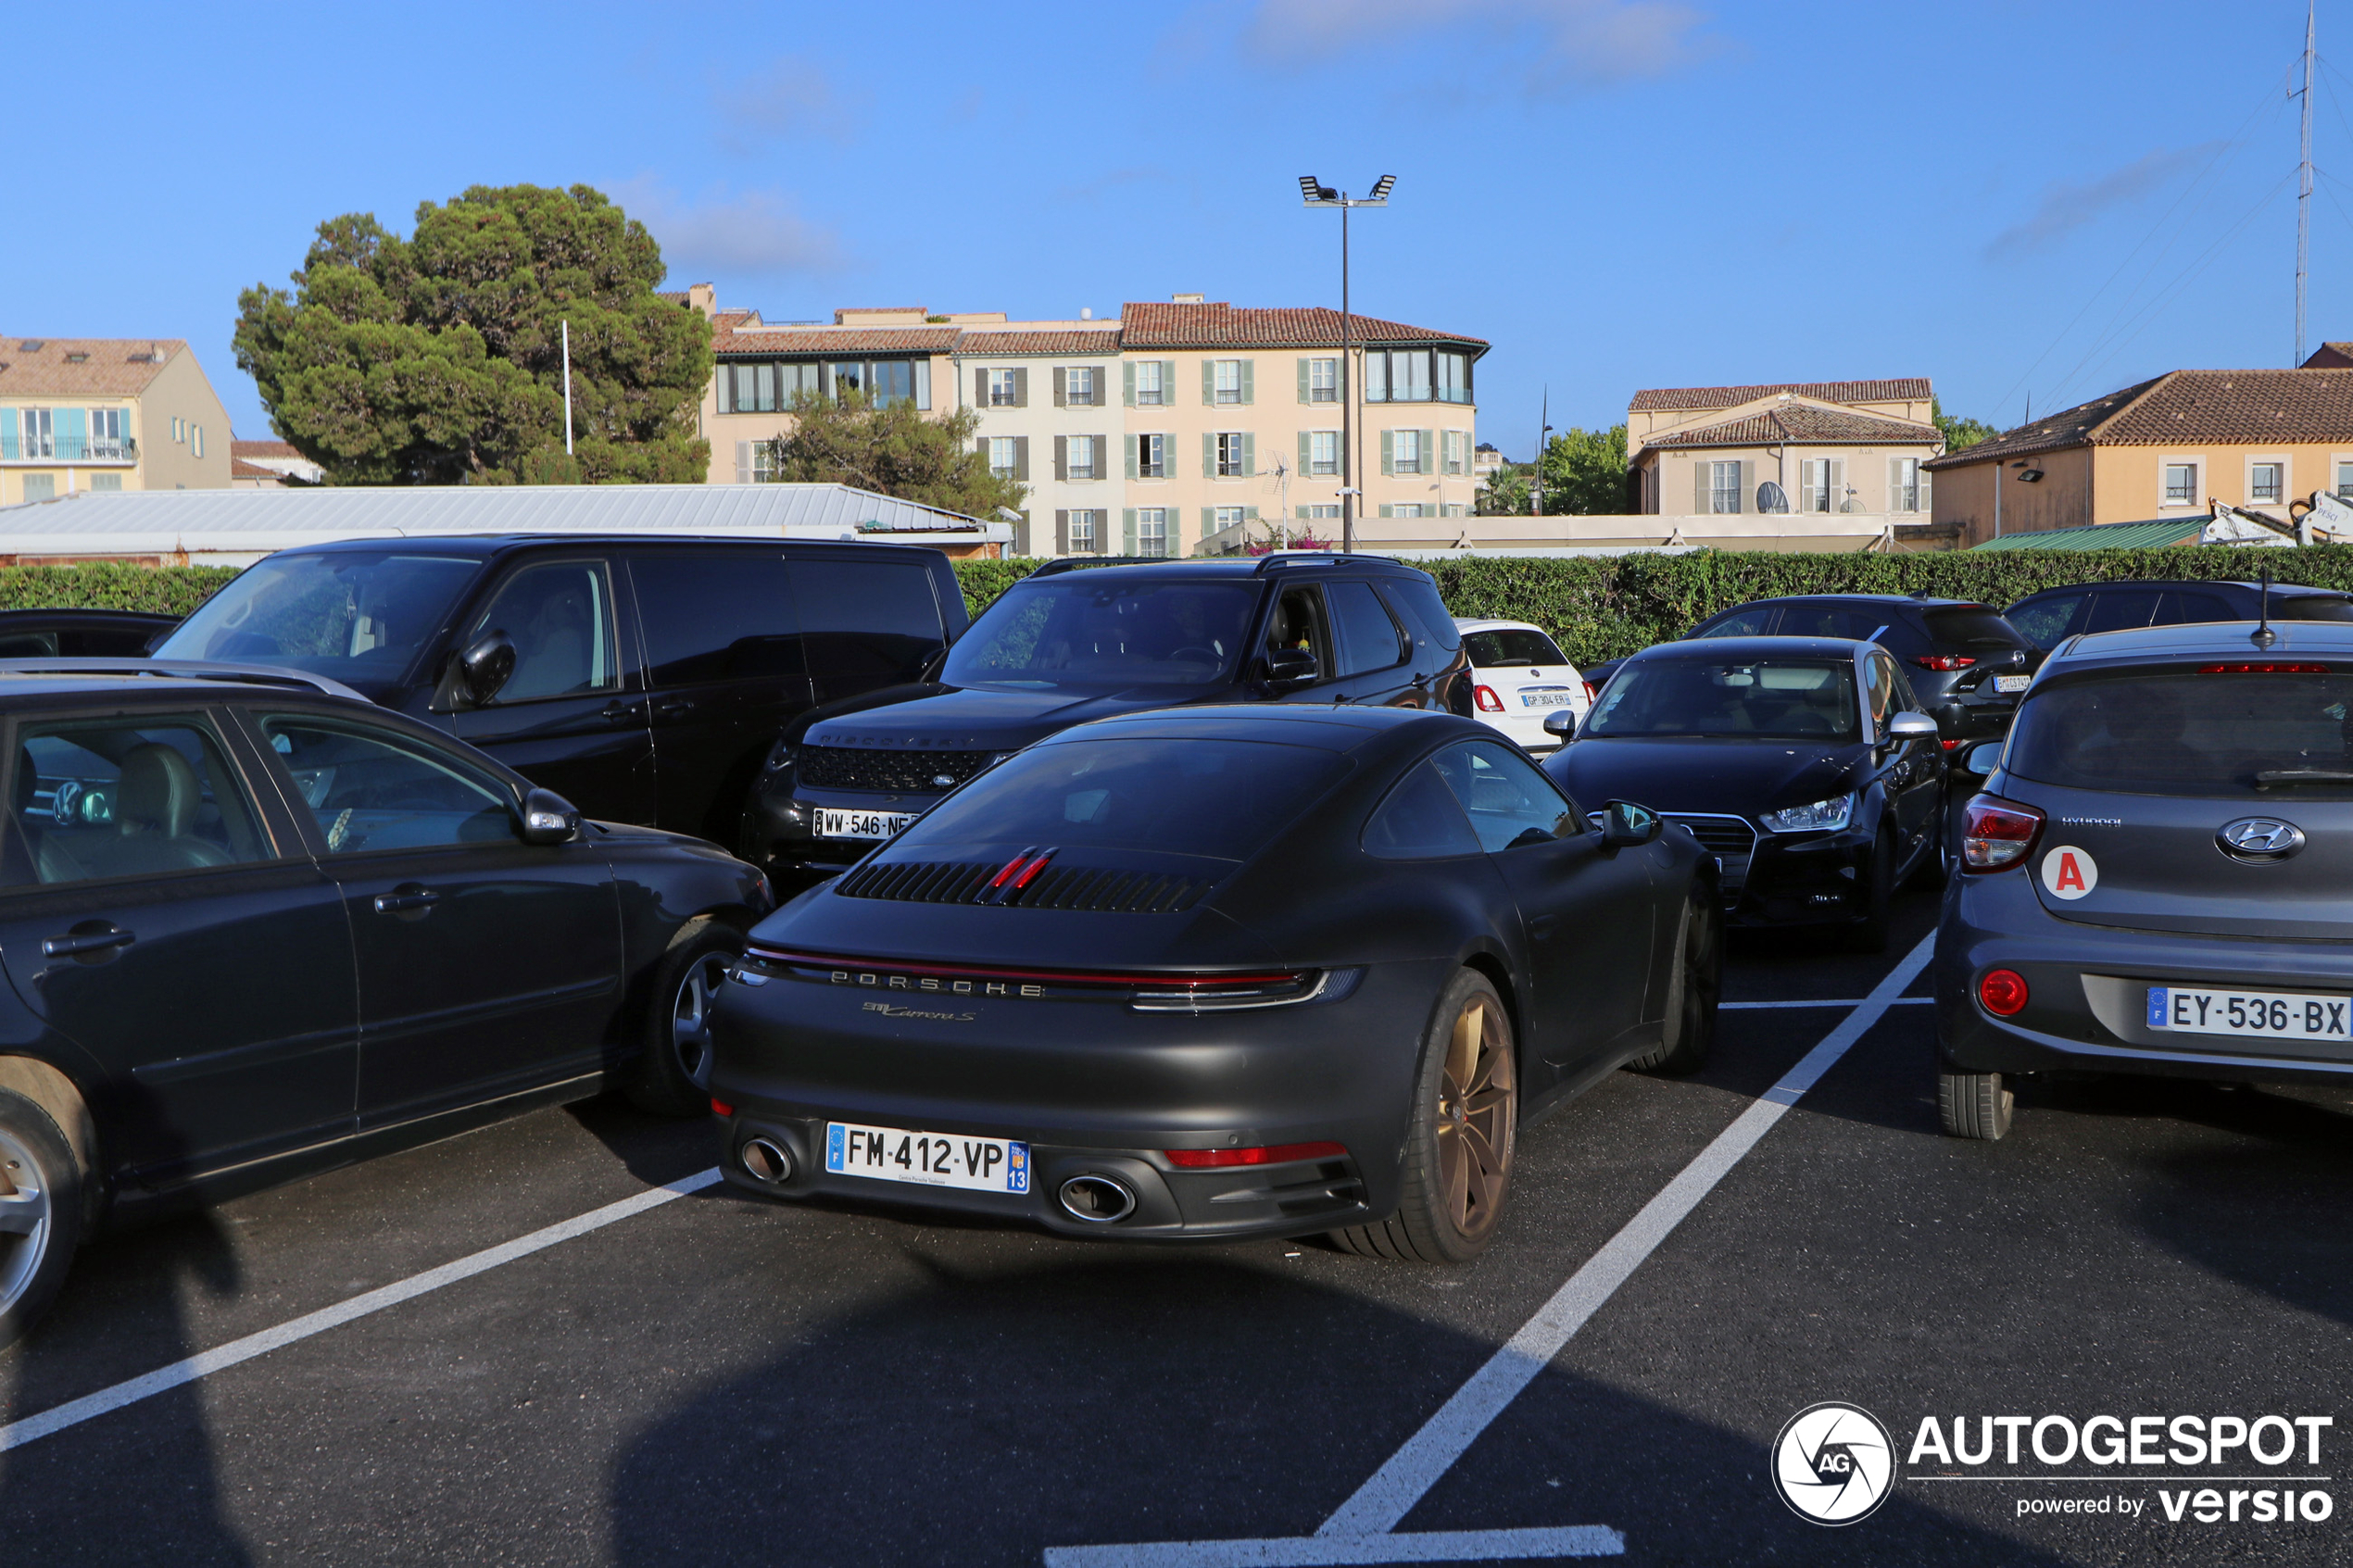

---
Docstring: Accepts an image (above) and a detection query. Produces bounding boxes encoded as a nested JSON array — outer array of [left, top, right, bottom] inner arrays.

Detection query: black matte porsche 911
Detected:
[[708, 704, 1720, 1262]]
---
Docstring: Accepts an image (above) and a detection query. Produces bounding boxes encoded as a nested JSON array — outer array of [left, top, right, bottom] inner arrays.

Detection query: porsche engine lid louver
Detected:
[[835, 854, 1214, 913]]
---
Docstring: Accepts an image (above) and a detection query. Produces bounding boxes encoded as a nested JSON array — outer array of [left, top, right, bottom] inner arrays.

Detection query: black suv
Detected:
[[151, 534, 966, 847], [740, 554, 1470, 874], [1580, 594, 2041, 747], [2005, 578, 2353, 649]]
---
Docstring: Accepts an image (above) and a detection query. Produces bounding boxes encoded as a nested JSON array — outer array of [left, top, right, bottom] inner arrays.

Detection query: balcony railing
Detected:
[[0, 434, 138, 462]]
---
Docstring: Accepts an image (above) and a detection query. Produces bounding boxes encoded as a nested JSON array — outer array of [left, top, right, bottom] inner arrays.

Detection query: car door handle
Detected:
[[373, 885, 442, 915], [42, 924, 135, 959], [601, 700, 645, 723], [653, 696, 695, 718]]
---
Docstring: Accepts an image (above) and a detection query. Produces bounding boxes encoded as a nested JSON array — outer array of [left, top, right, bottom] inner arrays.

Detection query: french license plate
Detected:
[[2146, 985, 2353, 1041], [1520, 690, 1578, 708], [825, 1122, 1031, 1193], [1994, 674, 2032, 694], [817, 808, 915, 839]]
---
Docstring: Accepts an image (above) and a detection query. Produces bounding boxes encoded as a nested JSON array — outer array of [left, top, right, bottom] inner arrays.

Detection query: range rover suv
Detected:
[[740, 555, 1471, 875]]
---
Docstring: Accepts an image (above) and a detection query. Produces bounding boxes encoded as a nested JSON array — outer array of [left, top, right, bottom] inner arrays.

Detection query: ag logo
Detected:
[[1771, 1401, 1895, 1525]]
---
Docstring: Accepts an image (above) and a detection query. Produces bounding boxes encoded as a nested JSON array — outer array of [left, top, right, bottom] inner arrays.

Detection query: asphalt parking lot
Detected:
[[2, 883, 2347, 1565]]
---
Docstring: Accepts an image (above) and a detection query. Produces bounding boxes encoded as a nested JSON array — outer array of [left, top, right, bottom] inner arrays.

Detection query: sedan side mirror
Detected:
[[516, 786, 580, 845], [1599, 798, 1662, 849], [1881, 710, 1939, 751], [439, 631, 517, 712], [1264, 646, 1319, 688], [1542, 709, 1578, 739], [1960, 741, 2003, 778]]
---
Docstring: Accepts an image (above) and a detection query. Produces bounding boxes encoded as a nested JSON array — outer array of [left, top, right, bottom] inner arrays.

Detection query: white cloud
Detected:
[[612, 178, 847, 278], [1241, 0, 1713, 90], [711, 54, 848, 148], [1983, 144, 2223, 261]]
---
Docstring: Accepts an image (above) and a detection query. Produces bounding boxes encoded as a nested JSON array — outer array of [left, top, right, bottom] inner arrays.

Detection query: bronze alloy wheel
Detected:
[[1333, 969, 1519, 1264], [0, 1123, 52, 1319]]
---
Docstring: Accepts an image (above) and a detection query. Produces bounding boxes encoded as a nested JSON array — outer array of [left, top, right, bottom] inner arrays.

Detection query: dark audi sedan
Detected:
[[1545, 636, 1945, 949], [1939, 620, 2353, 1139], [0, 666, 771, 1351], [711, 705, 1718, 1262]]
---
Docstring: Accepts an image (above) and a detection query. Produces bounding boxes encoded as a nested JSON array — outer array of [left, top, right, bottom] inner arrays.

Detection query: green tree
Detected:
[[1477, 461, 1533, 516], [233, 184, 711, 485], [764, 394, 1027, 520], [1932, 397, 2000, 452], [1538, 423, 1630, 515]]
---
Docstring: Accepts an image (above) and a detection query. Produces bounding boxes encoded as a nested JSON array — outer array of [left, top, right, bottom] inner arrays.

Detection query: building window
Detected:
[[1890, 458, 1922, 513], [724, 360, 824, 412], [1800, 458, 1835, 513], [84, 408, 126, 461], [1069, 435, 1097, 481], [1070, 510, 1098, 553], [989, 437, 1018, 479], [1135, 360, 1164, 406], [2163, 461, 2199, 505], [1214, 359, 1243, 405], [20, 408, 54, 458], [1214, 506, 1246, 532], [751, 440, 779, 483], [172, 416, 183, 444], [1137, 433, 1164, 479], [1391, 503, 1425, 519], [1065, 367, 1096, 406], [1301, 504, 1340, 521], [1392, 430, 1424, 475], [1367, 350, 1430, 404], [1309, 358, 1338, 403], [191, 424, 204, 458], [2336, 459, 2353, 501], [988, 370, 1018, 407], [2251, 460, 2284, 504], [1138, 508, 1169, 558], [1310, 431, 1340, 476], [1436, 351, 1471, 404], [1216, 432, 1247, 477], [1442, 431, 1466, 475], [1710, 461, 1743, 514]]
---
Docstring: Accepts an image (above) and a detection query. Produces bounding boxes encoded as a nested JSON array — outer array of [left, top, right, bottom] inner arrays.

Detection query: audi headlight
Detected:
[[1760, 793, 1855, 834]]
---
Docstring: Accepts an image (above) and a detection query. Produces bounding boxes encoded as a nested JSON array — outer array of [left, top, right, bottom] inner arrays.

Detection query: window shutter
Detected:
[[1202, 359, 1215, 405], [1380, 430, 1394, 476], [735, 440, 750, 483], [1163, 361, 1176, 402], [1241, 433, 1255, 476], [1053, 435, 1068, 482], [1012, 368, 1028, 408], [1829, 458, 1844, 511], [1919, 469, 1932, 515], [1123, 361, 1136, 408], [1094, 434, 1110, 477], [1202, 433, 1216, 478], [1239, 359, 1254, 405], [1053, 370, 1067, 408], [1296, 506, 1311, 521], [1695, 460, 1710, 514], [1729, 460, 1744, 514], [1126, 436, 1139, 480], [1379, 504, 1394, 518], [1420, 430, 1436, 475], [1201, 508, 1215, 546], [1299, 431, 1311, 475], [1013, 436, 1030, 482], [1055, 509, 1071, 553], [1297, 358, 1311, 403], [975, 368, 988, 407], [1123, 508, 1138, 553], [914, 359, 931, 410], [1244, 505, 1259, 524], [1886, 457, 1901, 511]]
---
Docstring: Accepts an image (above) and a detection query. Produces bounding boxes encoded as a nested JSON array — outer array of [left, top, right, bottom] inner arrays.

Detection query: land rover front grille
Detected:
[[797, 746, 991, 794]]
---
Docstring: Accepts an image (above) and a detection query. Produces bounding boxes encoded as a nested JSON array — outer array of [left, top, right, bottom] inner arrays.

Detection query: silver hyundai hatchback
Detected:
[[1935, 618, 2353, 1138]]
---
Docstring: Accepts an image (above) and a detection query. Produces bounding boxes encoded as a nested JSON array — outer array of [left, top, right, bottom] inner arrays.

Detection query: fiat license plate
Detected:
[[2147, 985, 2353, 1042], [1994, 674, 2032, 693], [817, 808, 915, 839], [825, 1122, 1030, 1193], [1520, 690, 1578, 708]]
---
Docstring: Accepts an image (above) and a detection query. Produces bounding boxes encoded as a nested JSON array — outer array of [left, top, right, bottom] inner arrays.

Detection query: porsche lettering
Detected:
[[830, 971, 1042, 998]]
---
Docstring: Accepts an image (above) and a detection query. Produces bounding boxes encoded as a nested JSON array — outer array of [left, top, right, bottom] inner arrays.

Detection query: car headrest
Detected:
[[117, 743, 200, 838]]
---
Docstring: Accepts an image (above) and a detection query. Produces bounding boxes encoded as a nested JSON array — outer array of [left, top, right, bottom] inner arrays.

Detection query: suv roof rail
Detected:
[[0, 659, 369, 702], [1255, 552, 1403, 572], [1024, 556, 1202, 578], [1022, 552, 1409, 580]]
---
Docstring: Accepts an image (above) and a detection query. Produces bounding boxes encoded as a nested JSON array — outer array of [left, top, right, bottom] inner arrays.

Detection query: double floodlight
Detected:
[[1298, 174, 1395, 207]]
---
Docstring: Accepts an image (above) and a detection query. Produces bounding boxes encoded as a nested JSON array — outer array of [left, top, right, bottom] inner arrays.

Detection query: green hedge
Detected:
[[0, 564, 239, 617], [954, 547, 2353, 667]]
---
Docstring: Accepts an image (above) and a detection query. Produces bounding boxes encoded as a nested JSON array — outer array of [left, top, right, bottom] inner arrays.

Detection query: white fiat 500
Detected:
[[1454, 618, 1589, 753]]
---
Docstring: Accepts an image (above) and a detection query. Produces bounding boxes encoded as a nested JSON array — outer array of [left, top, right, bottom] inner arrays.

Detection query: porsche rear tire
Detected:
[[1332, 970, 1517, 1265], [1628, 888, 1720, 1076], [626, 919, 745, 1117]]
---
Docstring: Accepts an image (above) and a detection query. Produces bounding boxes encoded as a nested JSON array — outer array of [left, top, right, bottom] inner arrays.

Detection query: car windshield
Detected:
[[1584, 658, 1860, 741], [1462, 629, 1567, 667], [157, 550, 480, 688], [939, 580, 1258, 691], [2008, 671, 2353, 797], [883, 737, 1347, 862]]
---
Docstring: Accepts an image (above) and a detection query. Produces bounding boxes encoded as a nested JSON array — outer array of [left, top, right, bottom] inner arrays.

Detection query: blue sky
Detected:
[[12, 1, 2348, 456]]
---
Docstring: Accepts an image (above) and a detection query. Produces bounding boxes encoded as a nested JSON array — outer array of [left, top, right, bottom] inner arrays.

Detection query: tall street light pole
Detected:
[[1301, 174, 1393, 554]]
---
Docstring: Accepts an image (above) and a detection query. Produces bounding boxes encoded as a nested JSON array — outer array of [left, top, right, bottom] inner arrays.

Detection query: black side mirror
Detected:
[[1599, 798, 1662, 848], [1542, 709, 1578, 739], [1264, 646, 1318, 688], [516, 786, 580, 846], [438, 631, 517, 711], [1960, 741, 2002, 778]]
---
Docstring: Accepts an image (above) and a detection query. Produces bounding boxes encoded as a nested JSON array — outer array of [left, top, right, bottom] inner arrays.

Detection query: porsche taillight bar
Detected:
[[744, 945, 1309, 991]]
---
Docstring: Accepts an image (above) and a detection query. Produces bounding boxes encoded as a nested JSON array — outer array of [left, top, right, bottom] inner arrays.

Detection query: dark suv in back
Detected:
[[2005, 579, 2353, 649], [1581, 594, 2040, 747], [151, 534, 966, 846], [740, 554, 1469, 874]]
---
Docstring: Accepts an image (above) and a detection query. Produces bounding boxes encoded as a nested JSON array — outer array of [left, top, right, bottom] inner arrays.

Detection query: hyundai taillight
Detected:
[[1915, 655, 1977, 671], [1978, 969, 2030, 1016], [1164, 1141, 1346, 1168], [1475, 684, 1505, 713], [1960, 794, 2045, 872]]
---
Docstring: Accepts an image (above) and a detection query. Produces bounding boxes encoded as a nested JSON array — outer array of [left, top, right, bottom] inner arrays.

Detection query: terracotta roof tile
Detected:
[[952, 330, 1123, 357], [1643, 404, 1939, 451], [230, 458, 279, 479], [1922, 370, 2353, 470], [1629, 378, 1931, 411], [1118, 301, 1485, 350], [0, 337, 182, 397], [231, 439, 300, 458], [714, 324, 962, 358]]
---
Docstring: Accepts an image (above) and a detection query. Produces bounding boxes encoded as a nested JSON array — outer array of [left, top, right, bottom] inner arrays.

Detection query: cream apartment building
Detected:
[[691, 290, 1486, 556], [1626, 379, 1941, 521], [0, 336, 233, 506]]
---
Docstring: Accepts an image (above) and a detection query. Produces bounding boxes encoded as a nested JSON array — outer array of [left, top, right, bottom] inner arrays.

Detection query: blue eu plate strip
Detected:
[[2147, 987, 2169, 1029]]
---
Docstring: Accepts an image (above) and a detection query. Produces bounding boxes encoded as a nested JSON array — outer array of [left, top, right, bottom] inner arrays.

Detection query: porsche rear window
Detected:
[[2008, 671, 2353, 797], [885, 738, 1348, 862]]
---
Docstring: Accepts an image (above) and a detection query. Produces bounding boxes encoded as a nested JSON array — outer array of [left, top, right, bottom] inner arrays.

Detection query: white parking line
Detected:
[[0, 1168, 722, 1454], [1049, 933, 1936, 1565], [1046, 1525, 1624, 1565], [1723, 996, 1933, 1010]]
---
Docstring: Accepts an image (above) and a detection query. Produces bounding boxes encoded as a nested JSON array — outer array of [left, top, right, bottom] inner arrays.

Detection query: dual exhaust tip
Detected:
[[738, 1135, 1137, 1224]]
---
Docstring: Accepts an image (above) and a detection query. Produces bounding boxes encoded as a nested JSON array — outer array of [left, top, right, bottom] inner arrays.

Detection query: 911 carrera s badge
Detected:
[[2040, 845, 2097, 900]]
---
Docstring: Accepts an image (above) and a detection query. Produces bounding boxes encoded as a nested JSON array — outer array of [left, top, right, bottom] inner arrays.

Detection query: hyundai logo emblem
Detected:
[[2217, 817, 2307, 860]]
